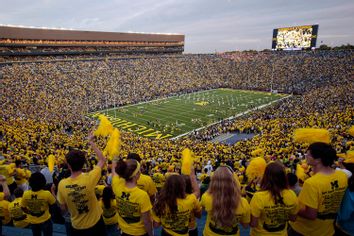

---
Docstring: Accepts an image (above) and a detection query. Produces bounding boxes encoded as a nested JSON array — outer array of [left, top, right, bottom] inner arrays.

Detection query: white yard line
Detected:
[[170, 94, 292, 140]]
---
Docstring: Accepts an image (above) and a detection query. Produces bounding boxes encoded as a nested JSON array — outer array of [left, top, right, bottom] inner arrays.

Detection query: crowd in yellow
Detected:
[[0, 50, 353, 236]]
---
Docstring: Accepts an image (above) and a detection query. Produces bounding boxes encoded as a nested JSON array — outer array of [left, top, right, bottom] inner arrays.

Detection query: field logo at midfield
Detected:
[[195, 101, 209, 106], [91, 113, 173, 140]]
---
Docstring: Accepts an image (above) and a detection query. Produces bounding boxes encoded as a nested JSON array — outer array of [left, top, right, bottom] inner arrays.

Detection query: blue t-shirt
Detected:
[[337, 189, 354, 235]]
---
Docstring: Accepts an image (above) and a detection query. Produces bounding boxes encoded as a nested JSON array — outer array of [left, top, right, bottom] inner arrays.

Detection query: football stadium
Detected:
[[0, 8, 354, 236]]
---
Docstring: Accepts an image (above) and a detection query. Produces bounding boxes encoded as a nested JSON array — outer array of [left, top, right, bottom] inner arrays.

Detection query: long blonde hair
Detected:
[[208, 166, 241, 228]]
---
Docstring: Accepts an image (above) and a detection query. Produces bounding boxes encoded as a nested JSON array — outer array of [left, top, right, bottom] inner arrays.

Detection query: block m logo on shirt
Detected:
[[121, 192, 130, 201], [330, 180, 339, 190]]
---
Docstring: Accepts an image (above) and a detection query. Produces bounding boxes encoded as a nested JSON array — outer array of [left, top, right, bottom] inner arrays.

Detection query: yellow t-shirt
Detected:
[[199, 173, 208, 182], [21, 190, 56, 224], [100, 199, 118, 225], [152, 194, 202, 236], [289, 170, 348, 236], [0, 199, 11, 224], [137, 174, 157, 197], [201, 192, 250, 236], [57, 166, 103, 229], [95, 184, 106, 199], [112, 175, 152, 236], [250, 189, 298, 236], [8, 197, 29, 228]]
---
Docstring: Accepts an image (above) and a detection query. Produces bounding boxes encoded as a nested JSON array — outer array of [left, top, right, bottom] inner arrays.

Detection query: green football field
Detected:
[[89, 89, 288, 140]]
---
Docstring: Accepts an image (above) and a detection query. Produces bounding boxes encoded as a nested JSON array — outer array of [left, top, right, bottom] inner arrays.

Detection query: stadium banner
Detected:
[[272, 24, 319, 50]]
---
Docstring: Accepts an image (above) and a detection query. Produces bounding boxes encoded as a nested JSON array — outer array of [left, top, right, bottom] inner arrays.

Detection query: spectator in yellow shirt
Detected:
[[289, 142, 348, 236], [21, 172, 56, 236], [101, 186, 119, 236], [153, 172, 201, 236], [8, 187, 29, 228], [15, 160, 31, 191], [127, 153, 157, 203], [250, 162, 298, 235], [201, 166, 250, 236], [111, 159, 153, 236], [57, 133, 107, 236]]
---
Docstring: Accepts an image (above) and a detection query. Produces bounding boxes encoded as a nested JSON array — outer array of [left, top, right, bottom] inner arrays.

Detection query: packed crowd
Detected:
[[0, 139, 353, 236], [0, 50, 353, 235]]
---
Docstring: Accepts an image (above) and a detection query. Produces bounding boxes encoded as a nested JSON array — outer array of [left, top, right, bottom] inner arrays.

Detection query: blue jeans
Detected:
[[106, 223, 120, 236], [31, 219, 53, 236]]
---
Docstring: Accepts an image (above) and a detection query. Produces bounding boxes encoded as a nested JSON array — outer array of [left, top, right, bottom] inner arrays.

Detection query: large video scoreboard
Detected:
[[272, 25, 319, 50]]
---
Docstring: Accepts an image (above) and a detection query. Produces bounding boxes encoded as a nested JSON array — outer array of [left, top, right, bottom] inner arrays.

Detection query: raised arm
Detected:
[[190, 165, 200, 199], [111, 159, 118, 176], [88, 132, 106, 169]]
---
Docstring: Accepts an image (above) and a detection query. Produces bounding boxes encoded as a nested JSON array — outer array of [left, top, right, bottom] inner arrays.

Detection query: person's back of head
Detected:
[[32, 157, 39, 165], [127, 153, 141, 163], [261, 161, 288, 204], [15, 159, 22, 168], [29, 172, 46, 192], [14, 187, 24, 198], [208, 166, 240, 228], [204, 168, 208, 174], [66, 149, 87, 172], [287, 172, 298, 188], [154, 174, 186, 216], [116, 159, 140, 182], [102, 186, 114, 209], [307, 142, 337, 167]]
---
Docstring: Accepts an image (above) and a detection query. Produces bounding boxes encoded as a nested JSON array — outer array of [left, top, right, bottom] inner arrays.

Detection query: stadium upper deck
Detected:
[[0, 26, 185, 56]]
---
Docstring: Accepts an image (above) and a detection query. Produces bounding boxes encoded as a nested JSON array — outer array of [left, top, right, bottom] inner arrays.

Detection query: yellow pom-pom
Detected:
[[337, 153, 346, 159], [293, 128, 331, 144], [348, 126, 354, 137], [347, 150, 354, 159], [104, 128, 121, 160], [251, 148, 264, 157], [94, 115, 114, 137], [296, 164, 306, 182], [343, 150, 354, 164], [246, 157, 266, 180], [181, 148, 193, 175], [48, 154, 55, 172]]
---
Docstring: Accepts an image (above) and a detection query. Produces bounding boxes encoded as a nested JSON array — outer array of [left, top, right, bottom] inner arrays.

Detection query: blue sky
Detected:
[[1, 0, 353, 53]]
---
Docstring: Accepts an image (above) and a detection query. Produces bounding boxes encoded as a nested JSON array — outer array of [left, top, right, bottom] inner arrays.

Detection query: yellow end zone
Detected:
[[91, 113, 173, 140]]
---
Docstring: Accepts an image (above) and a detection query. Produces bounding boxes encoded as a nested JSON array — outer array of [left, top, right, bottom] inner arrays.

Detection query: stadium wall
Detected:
[[0, 26, 184, 43]]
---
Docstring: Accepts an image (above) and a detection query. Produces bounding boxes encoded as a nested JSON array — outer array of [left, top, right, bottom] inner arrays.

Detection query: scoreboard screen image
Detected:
[[272, 25, 319, 50]]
